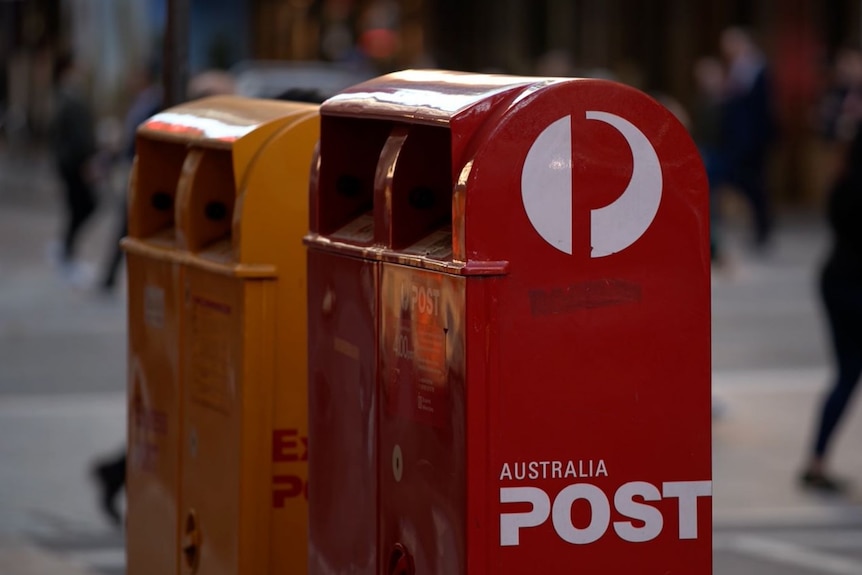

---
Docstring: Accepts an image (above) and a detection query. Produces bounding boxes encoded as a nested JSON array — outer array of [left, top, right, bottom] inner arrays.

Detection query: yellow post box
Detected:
[[124, 95, 319, 575]]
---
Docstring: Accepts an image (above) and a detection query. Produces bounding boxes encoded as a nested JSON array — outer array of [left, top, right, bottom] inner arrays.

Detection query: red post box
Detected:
[[305, 70, 712, 574]]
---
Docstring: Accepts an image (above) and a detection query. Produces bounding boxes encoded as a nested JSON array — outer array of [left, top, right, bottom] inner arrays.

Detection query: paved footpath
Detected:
[[709, 217, 862, 574], [0, 146, 127, 574]]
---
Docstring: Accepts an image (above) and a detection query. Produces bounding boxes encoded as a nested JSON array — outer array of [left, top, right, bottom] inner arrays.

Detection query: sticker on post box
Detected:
[[382, 268, 460, 429], [188, 294, 235, 415], [144, 285, 165, 329], [129, 381, 168, 473]]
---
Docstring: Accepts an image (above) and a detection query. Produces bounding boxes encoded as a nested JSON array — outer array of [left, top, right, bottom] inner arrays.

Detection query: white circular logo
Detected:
[[520, 111, 663, 257]]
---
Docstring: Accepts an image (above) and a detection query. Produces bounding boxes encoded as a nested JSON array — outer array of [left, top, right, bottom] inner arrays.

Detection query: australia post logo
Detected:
[[520, 111, 663, 258], [498, 459, 711, 547]]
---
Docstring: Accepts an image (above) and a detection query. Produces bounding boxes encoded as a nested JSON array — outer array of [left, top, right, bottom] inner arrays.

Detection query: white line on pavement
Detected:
[[714, 505, 862, 529], [0, 537, 98, 575], [0, 392, 125, 417], [712, 366, 830, 393], [721, 535, 862, 574], [64, 548, 125, 572], [752, 529, 862, 549]]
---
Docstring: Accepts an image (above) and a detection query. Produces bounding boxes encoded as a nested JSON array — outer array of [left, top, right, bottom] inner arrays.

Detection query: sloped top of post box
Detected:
[[129, 95, 318, 272], [321, 69, 555, 127], [314, 70, 707, 278], [140, 95, 310, 149], [138, 95, 316, 197]]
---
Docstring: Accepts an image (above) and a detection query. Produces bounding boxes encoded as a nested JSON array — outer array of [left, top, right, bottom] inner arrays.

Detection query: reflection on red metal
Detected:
[[306, 70, 711, 574], [387, 543, 415, 575], [306, 252, 378, 575]]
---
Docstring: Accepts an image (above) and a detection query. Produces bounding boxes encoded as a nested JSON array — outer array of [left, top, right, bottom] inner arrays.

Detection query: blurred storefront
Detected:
[[252, 0, 429, 71], [247, 0, 862, 205], [4, 0, 862, 204], [1, 0, 61, 143], [64, 0, 154, 113]]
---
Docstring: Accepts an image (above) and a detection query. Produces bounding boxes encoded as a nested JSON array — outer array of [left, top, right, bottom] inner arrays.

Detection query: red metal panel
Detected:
[[307, 250, 378, 575], [321, 70, 537, 126], [308, 72, 711, 575], [464, 79, 711, 573], [378, 263, 466, 575]]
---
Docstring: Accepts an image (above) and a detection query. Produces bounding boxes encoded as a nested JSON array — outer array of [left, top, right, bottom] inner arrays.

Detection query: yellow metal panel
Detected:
[[234, 110, 319, 574], [177, 272, 283, 575], [230, 103, 316, 187], [125, 248, 183, 575], [239, 279, 278, 575], [126, 96, 319, 575]]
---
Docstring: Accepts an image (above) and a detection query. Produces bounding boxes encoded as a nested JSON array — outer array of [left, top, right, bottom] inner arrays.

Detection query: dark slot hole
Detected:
[[388, 544, 414, 575], [408, 186, 435, 210], [151, 191, 173, 211], [204, 201, 228, 221], [336, 174, 362, 198], [183, 545, 197, 567], [182, 512, 198, 569]]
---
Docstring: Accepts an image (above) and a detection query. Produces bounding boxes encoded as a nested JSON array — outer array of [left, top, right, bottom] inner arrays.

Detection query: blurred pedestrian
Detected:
[[800, 85, 862, 493], [691, 56, 728, 264], [98, 61, 163, 294], [816, 47, 862, 192], [49, 52, 101, 285], [187, 69, 236, 100], [719, 27, 777, 251], [91, 450, 125, 526], [90, 68, 236, 526], [89, 62, 163, 527], [98, 67, 234, 294]]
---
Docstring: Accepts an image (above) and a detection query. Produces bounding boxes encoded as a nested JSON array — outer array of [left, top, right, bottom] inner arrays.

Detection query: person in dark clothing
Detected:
[[92, 453, 125, 525], [719, 27, 777, 250], [800, 89, 862, 492], [98, 63, 163, 293], [50, 53, 100, 284], [818, 47, 862, 144], [90, 63, 163, 526], [692, 56, 728, 264]]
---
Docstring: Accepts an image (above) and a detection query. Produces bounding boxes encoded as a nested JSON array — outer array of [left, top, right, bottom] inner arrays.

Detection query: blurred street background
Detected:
[[2, 0, 862, 574]]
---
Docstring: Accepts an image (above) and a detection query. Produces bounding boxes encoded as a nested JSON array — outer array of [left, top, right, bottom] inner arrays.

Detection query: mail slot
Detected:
[[305, 70, 712, 574], [125, 95, 319, 575]]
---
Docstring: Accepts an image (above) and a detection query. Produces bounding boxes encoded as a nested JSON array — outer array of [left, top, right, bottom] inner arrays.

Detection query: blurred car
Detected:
[[231, 60, 376, 103]]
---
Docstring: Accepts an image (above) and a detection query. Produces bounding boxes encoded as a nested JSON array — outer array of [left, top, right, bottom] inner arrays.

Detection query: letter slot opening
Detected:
[[313, 116, 392, 243], [384, 124, 453, 251], [129, 138, 187, 241], [176, 147, 236, 255]]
